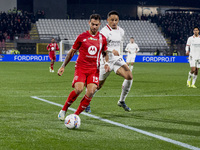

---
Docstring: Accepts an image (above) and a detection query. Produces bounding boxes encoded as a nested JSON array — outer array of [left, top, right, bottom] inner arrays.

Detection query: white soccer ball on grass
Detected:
[[64, 114, 81, 129]]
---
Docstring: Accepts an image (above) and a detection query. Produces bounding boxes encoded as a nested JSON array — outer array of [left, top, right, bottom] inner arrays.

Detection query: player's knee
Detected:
[[191, 69, 196, 73], [75, 88, 83, 95], [86, 89, 95, 97], [125, 72, 133, 80]]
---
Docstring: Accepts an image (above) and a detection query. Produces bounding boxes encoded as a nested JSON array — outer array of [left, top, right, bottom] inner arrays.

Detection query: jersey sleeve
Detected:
[[56, 43, 59, 50], [47, 44, 50, 50], [102, 36, 108, 52], [120, 29, 125, 55], [100, 27, 109, 39], [125, 44, 129, 51], [136, 44, 140, 51], [72, 35, 82, 50], [185, 37, 191, 52], [186, 37, 191, 46]]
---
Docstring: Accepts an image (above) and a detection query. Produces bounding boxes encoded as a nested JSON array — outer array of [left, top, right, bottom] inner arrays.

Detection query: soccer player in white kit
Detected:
[[125, 37, 140, 71], [186, 27, 200, 88], [85, 11, 133, 112]]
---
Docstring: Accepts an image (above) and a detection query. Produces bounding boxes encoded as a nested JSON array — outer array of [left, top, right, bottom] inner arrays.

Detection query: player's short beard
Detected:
[[90, 28, 97, 35]]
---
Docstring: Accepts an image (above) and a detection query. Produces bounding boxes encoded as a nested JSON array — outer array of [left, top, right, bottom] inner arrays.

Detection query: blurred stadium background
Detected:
[[1, 0, 200, 56]]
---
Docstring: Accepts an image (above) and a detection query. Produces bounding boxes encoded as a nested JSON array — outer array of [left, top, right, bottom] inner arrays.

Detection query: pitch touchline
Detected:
[[36, 95, 200, 98], [30, 96, 200, 150]]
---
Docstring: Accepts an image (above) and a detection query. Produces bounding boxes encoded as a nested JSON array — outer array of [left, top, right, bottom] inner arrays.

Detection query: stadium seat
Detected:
[[36, 19, 169, 52]]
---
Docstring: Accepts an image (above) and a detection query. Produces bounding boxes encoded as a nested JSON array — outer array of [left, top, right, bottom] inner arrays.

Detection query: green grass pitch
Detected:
[[0, 62, 200, 150]]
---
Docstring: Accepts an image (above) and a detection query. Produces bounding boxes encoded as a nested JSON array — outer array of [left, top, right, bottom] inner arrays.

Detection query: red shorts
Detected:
[[49, 52, 56, 61], [72, 68, 99, 88]]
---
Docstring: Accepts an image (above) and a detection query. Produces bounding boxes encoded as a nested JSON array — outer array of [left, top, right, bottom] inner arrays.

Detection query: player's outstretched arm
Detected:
[[58, 49, 76, 76]]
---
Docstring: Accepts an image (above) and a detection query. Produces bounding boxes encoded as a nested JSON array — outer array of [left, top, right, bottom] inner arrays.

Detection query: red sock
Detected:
[[51, 63, 54, 70], [62, 90, 79, 111], [75, 95, 92, 115]]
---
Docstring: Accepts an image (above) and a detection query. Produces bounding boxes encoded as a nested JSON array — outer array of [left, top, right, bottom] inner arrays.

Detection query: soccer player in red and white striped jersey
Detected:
[[57, 14, 109, 119], [47, 38, 59, 73]]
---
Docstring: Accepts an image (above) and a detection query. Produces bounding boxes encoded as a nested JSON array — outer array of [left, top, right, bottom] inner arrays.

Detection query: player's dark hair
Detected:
[[194, 26, 199, 30], [130, 37, 134, 39], [107, 10, 119, 18], [90, 14, 101, 22]]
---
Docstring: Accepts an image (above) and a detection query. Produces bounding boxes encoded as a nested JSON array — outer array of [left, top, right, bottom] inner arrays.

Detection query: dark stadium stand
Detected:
[[0, 9, 45, 50], [149, 13, 200, 45]]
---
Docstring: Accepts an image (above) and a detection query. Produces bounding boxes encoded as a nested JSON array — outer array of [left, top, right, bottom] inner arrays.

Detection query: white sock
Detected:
[[188, 72, 193, 81], [192, 75, 197, 85], [130, 66, 133, 71], [119, 79, 133, 102]]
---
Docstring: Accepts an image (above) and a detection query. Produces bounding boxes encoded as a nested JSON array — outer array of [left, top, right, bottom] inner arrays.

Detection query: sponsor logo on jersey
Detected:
[[109, 41, 121, 47], [88, 37, 97, 41], [74, 76, 78, 80], [88, 46, 97, 55]]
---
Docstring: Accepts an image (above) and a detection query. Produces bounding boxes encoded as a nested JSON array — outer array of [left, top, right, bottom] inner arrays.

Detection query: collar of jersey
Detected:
[[193, 35, 200, 38]]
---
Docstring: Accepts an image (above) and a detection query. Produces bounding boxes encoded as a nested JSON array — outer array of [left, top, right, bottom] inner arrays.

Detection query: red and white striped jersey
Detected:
[[47, 43, 59, 52], [72, 30, 107, 70]]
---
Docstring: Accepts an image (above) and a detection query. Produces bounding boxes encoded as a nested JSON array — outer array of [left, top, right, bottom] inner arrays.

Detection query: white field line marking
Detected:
[[36, 95, 200, 98], [31, 96, 200, 150]]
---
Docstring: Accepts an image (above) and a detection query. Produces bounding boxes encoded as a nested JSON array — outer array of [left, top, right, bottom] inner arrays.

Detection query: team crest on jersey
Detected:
[[88, 37, 97, 41], [88, 46, 97, 55]]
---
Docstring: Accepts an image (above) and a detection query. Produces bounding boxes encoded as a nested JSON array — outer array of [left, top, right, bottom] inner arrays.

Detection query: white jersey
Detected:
[[186, 35, 200, 60], [99, 24, 126, 80], [125, 43, 140, 55], [100, 24, 124, 61]]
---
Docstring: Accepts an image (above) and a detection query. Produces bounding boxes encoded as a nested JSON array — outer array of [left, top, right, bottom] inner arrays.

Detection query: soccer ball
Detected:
[[64, 114, 81, 129]]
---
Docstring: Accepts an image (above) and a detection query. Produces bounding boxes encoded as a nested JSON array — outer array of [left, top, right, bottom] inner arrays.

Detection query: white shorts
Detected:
[[126, 54, 136, 63], [189, 56, 200, 68], [99, 55, 126, 81]]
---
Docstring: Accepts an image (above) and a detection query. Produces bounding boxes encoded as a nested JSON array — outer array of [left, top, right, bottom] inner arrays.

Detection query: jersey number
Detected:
[[93, 76, 98, 83], [118, 58, 123, 62]]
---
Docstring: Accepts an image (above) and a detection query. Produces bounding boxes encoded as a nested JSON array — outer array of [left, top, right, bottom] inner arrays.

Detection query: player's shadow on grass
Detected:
[[133, 80, 160, 83], [72, 128, 95, 132], [140, 117, 200, 127], [96, 109, 200, 128], [94, 112, 135, 120], [84, 118, 119, 128], [132, 125, 200, 136], [97, 108, 165, 119]]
